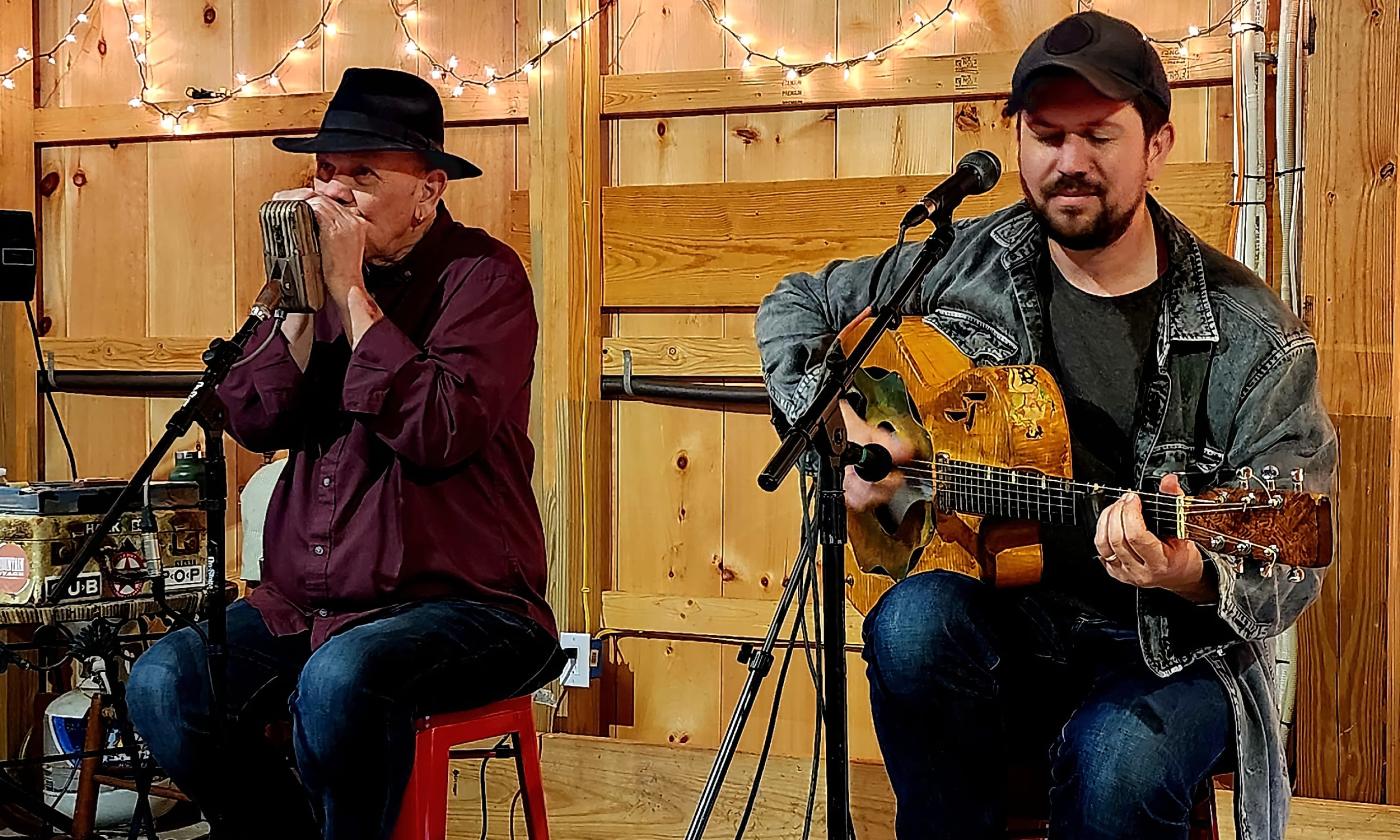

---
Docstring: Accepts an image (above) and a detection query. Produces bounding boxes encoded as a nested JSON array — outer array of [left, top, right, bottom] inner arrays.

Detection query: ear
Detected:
[[1145, 121, 1175, 181], [420, 169, 448, 207]]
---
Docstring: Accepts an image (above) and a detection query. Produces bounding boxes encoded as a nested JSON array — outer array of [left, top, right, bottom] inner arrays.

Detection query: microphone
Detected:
[[900, 150, 1002, 229], [848, 442, 895, 483], [259, 199, 326, 313]]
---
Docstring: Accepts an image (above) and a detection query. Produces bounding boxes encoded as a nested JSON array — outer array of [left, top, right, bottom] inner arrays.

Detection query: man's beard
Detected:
[[1020, 171, 1143, 251]]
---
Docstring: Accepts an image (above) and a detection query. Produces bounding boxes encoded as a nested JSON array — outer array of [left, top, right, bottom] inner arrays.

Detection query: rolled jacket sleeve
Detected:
[[342, 262, 536, 470], [216, 318, 307, 453]]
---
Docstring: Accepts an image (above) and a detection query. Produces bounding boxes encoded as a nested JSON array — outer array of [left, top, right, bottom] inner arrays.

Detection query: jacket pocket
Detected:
[[924, 307, 1019, 365]]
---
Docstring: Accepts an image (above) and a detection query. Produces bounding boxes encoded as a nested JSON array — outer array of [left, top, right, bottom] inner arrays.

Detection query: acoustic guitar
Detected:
[[839, 317, 1334, 617]]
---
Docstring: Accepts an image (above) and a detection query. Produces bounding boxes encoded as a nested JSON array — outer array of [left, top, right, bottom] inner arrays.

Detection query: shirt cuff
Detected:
[[342, 317, 420, 416]]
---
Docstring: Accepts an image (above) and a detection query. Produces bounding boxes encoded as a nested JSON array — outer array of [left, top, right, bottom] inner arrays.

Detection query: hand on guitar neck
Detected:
[[1094, 475, 1214, 604], [839, 401, 917, 513]]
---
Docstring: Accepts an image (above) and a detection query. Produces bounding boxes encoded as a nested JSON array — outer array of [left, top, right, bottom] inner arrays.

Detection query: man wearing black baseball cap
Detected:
[[128, 68, 561, 840], [758, 10, 1334, 840]]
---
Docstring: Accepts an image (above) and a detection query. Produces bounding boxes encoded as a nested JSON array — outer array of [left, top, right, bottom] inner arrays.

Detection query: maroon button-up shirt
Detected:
[[218, 205, 555, 648]]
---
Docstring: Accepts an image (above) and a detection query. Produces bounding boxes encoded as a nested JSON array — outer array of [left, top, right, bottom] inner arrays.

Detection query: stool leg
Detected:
[[422, 728, 453, 840], [392, 729, 428, 840], [513, 730, 550, 840]]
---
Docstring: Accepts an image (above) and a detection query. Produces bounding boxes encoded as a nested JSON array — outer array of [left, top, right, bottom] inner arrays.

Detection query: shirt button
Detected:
[[322, 477, 332, 487], [313, 545, 325, 556], [317, 608, 329, 617]]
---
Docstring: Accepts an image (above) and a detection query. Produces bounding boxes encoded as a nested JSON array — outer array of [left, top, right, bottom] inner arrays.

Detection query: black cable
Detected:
[[508, 788, 523, 840], [479, 751, 492, 840], [25, 300, 78, 479]]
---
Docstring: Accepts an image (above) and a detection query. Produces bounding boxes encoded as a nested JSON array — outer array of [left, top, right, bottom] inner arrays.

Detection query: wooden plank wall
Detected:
[[31, 0, 529, 569], [602, 0, 1243, 774]]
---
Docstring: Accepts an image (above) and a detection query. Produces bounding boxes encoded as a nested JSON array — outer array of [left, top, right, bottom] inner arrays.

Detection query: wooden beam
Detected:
[[602, 590, 865, 644], [41, 337, 208, 370], [529, 0, 608, 736], [602, 162, 1234, 308], [602, 37, 1236, 118], [602, 337, 761, 377], [31, 82, 528, 146]]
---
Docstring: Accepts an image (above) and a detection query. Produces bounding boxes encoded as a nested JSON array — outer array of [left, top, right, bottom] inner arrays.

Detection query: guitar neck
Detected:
[[932, 458, 1183, 536]]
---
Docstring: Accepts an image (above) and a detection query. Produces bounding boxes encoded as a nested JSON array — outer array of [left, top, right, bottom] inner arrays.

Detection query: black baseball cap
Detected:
[[1003, 11, 1171, 118]]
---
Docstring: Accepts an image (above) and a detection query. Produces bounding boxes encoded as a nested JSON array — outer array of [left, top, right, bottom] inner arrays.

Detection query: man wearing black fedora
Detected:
[[127, 67, 561, 839]]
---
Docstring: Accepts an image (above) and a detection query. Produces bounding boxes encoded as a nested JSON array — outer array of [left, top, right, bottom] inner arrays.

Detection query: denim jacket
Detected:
[[754, 197, 1338, 840]]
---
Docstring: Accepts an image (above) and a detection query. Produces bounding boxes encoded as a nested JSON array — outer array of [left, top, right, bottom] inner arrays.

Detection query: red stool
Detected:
[[392, 695, 550, 840]]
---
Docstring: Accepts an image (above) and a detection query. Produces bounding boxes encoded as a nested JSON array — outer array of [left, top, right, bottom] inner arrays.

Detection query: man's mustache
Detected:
[[1042, 176, 1105, 197]]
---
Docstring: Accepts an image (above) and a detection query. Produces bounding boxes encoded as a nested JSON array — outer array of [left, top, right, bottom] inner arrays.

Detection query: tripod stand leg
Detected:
[[685, 534, 816, 840], [817, 456, 850, 840]]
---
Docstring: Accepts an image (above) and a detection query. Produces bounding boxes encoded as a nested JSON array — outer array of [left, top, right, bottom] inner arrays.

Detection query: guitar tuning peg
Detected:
[[1260, 465, 1279, 490], [1231, 558, 1246, 575], [1210, 535, 1227, 551], [1235, 541, 1251, 556], [1236, 466, 1254, 487], [1261, 561, 1275, 578], [1287, 567, 1306, 582], [1290, 468, 1305, 489]]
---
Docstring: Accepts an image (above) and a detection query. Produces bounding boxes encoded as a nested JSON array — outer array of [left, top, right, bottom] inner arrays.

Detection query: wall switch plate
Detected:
[[559, 632, 592, 688]]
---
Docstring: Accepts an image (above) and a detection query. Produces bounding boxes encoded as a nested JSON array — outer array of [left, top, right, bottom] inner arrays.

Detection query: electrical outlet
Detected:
[[559, 632, 591, 688]]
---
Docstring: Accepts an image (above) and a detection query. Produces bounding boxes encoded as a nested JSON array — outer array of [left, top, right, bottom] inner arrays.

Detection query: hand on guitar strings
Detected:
[[838, 401, 916, 513], [1094, 473, 1216, 604]]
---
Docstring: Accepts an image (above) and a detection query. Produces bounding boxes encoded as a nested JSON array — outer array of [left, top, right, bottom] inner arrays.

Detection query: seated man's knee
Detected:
[[291, 644, 389, 764], [862, 570, 998, 701], [127, 628, 210, 740]]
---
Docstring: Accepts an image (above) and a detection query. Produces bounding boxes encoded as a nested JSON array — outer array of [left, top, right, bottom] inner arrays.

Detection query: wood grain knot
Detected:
[[97, 37, 107, 57], [655, 120, 667, 138], [1380, 161, 1396, 181], [203, 5, 217, 25], [39, 171, 60, 197], [733, 126, 760, 144], [676, 452, 689, 470], [717, 560, 735, 582], [760, 575, 770, 588], [72, 169, 87, 188], [954, 103, 981, 133]]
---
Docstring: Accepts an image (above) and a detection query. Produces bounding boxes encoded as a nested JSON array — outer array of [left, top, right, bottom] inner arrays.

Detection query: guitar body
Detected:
[[841, 317, 1075, 617]]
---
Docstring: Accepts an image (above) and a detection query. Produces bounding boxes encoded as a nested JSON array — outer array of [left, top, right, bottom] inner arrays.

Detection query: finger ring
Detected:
[[1102, 553, 1118, 563]]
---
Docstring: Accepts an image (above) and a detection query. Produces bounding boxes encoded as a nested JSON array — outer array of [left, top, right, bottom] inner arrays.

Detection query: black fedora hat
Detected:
[[273, 67, 481, 179]]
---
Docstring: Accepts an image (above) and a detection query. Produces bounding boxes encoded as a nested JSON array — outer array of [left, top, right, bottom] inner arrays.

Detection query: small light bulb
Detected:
[[185, 104, 195, 113], [775, 47, 785, 59], [824, 52, 834, 63], [451, 85, 464, 97], [523, 61, 534, 73], [135, 51, 146, 63], [132, 13, 143, 24], [843, 67, 851, 80], [541, 28, 556, 43], [865, 51, 876, 61], [449, 55, 460, 69], [76, 13, 88, 23], [324, 23, 337, 37], [785, 68, 797, 81], [235, 72, 247, 84], [269, 73, 281, 87], [719, 16, 733, 27], [405, 41, 418, 55], [1188, 25, 1201, 37], [295, 39, 306, 49], [1178, 44, 1189, 57], [571, 29, 579, 40], [128, 30, 141, 42], [483, 64, 495, 77], [161, 114, 175, 130], [741, 56, 753, 69], [47, 56, 56, 64], [430, 68, 442, 79], [914, 13, 924, 24], [487, 83, 497, 95], [128, 97, 142, 107], [15, 48, 29, 60], [66, 33, 77, 43], [948, 10, 960, 20], [402, 9, 417, 22], [241, 84, 252, 93], [1, 77, 13, 90], [740, 34, 753, 47]]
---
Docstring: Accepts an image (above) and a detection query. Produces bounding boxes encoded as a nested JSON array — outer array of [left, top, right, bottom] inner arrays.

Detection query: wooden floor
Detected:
[[446, 735, 1400, 839]]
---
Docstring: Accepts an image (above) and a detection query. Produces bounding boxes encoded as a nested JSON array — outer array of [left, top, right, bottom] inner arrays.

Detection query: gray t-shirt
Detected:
[[1039, 259, 1165, 624]]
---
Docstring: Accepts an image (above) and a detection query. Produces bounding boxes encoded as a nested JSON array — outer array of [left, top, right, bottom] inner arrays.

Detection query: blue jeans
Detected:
[[126, 598, 559, 840], [862, 571, 1231, 840]]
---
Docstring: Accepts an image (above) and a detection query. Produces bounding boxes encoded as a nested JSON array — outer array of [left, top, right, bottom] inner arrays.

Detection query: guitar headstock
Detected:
[[1184, 466, 1333, 580]]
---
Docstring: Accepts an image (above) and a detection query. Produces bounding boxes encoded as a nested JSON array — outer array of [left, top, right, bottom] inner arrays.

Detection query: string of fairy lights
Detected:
[[1, 0, 1268, 132]]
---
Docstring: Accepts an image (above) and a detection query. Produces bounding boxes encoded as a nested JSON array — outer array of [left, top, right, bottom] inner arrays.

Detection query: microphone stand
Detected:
[[683, 212, 958, 840], [40, 281, 286, 840]]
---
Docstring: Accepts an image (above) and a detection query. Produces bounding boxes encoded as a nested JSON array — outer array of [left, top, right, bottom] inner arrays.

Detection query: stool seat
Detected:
[[392, 695, 550, 840]]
